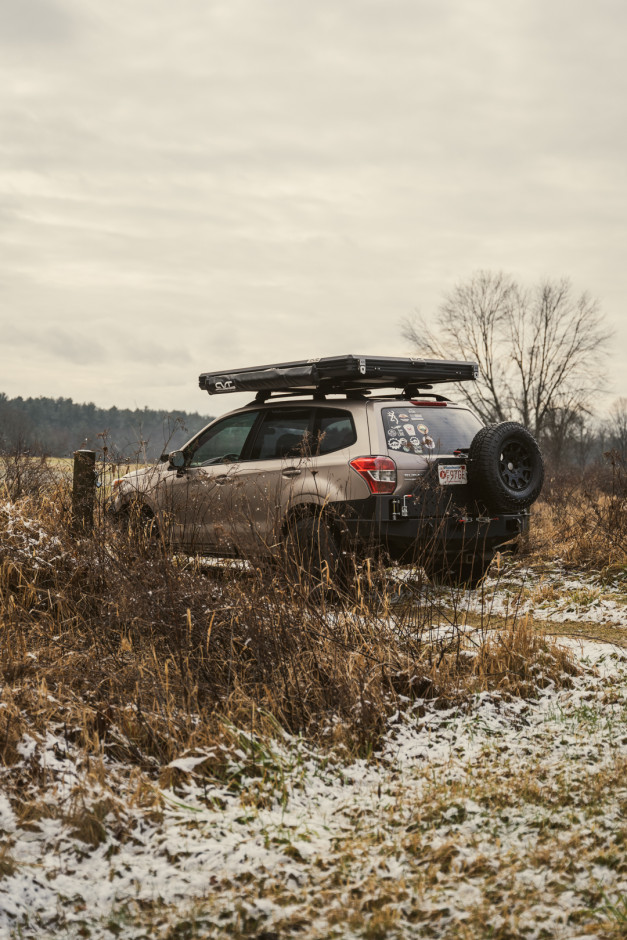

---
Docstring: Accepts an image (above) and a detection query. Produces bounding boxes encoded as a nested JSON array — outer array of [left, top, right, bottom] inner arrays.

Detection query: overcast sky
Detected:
[[1, 0, 625, 417]]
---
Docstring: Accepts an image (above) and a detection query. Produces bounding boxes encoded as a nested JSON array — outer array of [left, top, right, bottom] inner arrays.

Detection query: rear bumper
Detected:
[[332, 495, 529, 563]]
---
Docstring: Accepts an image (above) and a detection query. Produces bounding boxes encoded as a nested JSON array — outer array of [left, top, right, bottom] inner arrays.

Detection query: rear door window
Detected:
[[381, 405, 482, 456], [249, 407, 315, 460]]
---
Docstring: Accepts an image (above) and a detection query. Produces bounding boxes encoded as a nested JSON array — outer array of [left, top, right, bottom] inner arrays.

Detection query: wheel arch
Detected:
[[280, 497, 347, 541]]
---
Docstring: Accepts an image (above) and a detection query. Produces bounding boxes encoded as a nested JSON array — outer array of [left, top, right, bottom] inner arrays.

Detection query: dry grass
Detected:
[[0, 475, 578, 783], [527, 452, 627, 572]]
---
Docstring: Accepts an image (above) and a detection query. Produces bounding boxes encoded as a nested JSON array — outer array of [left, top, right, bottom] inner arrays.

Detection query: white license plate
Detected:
[[438, 464, 467, 486]]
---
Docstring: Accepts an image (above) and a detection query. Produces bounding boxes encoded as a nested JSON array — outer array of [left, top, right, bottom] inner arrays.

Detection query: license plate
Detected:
[[438, 464, 467, 486]]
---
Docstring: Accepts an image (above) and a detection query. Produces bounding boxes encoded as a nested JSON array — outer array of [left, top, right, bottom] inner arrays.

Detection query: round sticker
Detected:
[[410, 437, 421, 446], [423, 436, 435, 450], [388, 428, 397, 437], [417, 424, 429, 435], [388, 439, 401, 450], [399, 413, 409, 420]]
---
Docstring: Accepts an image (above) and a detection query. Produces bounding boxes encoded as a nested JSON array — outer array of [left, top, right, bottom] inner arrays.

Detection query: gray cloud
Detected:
[[3, 324, 107, 364], [0, 0, 74, 44], [0, 0, 625, 412], [2, 321, 190, 368]]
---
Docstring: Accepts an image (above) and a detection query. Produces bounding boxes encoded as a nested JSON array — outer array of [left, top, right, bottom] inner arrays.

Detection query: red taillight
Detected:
[[349, 456, 397, 494]]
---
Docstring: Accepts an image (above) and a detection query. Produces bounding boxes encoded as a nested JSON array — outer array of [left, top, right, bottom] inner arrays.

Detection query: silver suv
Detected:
[[111, 356, 544, 585]]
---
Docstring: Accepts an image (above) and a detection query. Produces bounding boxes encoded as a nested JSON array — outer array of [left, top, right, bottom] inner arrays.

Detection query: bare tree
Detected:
[[402, 271, 515, 426], [606, 397, 627, 461], [402, 271, 611, 444]]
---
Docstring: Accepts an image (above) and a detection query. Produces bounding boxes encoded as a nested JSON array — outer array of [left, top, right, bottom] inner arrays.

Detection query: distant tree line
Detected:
[[0, 393, 213, 462]]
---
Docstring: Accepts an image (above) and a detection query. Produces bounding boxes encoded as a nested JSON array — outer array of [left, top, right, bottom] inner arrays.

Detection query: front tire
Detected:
[[117, 501, 162, 552]]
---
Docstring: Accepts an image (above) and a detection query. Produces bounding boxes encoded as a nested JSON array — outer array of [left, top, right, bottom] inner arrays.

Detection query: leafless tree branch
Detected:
[[402, 272, 612, 450]]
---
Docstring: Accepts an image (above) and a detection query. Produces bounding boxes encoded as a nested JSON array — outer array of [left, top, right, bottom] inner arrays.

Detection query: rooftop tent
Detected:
[[198, 355, 478, 397]]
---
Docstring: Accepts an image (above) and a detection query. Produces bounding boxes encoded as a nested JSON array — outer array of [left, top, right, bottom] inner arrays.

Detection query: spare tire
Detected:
[[467, 421, 544, 512]]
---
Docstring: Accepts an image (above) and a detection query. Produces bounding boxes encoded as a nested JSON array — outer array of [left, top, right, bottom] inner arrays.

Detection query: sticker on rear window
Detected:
[[382, 405, 483, 456]]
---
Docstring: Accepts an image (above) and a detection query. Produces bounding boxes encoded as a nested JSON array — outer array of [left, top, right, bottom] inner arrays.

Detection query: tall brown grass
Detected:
[[0, 453, 580, 786], [527, 451, 627, 572]]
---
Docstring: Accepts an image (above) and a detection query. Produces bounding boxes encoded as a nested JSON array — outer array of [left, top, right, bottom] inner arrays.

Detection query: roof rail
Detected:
[[245, 390, 455, 407], [250, 388, 370, 404]]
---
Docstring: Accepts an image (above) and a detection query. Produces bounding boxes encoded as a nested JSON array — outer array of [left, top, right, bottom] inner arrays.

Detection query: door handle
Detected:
[[215, 475, 230, 485], [281, 467, 302, 478]]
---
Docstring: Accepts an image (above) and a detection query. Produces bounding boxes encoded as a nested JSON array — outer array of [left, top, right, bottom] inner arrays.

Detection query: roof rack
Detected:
[[198, 355, 478, 397]]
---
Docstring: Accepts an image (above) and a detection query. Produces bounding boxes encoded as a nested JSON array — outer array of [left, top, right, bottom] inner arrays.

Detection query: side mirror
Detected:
[[169, 450, 186, 469]]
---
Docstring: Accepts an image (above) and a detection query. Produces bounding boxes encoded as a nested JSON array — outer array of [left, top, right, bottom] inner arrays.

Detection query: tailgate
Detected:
[[398, 457, 473, 518]]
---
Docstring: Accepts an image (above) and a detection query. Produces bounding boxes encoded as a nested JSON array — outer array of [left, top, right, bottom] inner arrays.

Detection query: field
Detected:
[[0, 462, 626, 939]]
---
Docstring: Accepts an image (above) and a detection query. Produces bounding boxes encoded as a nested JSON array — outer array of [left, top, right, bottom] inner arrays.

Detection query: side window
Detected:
[[315, 409, 357, 455], [249, 408, 315, 460], [187, 411, 259, 467]]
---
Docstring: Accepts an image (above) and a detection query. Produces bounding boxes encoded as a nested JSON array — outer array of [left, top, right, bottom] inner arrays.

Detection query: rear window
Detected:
[[381, 405, 482, 456]]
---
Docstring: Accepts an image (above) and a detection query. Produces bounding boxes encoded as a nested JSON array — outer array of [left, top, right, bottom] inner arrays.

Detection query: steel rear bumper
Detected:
[[333, 496, 529, 562]]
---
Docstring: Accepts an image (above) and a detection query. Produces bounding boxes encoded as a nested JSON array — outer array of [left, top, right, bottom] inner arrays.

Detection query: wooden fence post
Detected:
[[72, 449, 96, 532]]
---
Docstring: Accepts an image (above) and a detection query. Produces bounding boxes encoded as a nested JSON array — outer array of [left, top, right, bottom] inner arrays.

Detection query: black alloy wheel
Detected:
[[499, 440, 534, 491]]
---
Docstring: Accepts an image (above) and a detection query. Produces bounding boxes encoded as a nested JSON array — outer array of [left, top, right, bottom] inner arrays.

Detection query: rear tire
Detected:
[[428, 555, 492, 589], [284, 513, 342, 593]]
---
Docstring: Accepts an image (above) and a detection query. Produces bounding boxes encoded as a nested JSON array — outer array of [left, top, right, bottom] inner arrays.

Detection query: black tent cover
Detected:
[[198, 355, 478, 396]]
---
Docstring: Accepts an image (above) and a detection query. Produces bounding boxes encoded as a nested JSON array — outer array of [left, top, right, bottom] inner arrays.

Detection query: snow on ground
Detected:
[[399, 562, 627, 631], [471, 564, 627, 628], [1, 638, 626, 940]]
